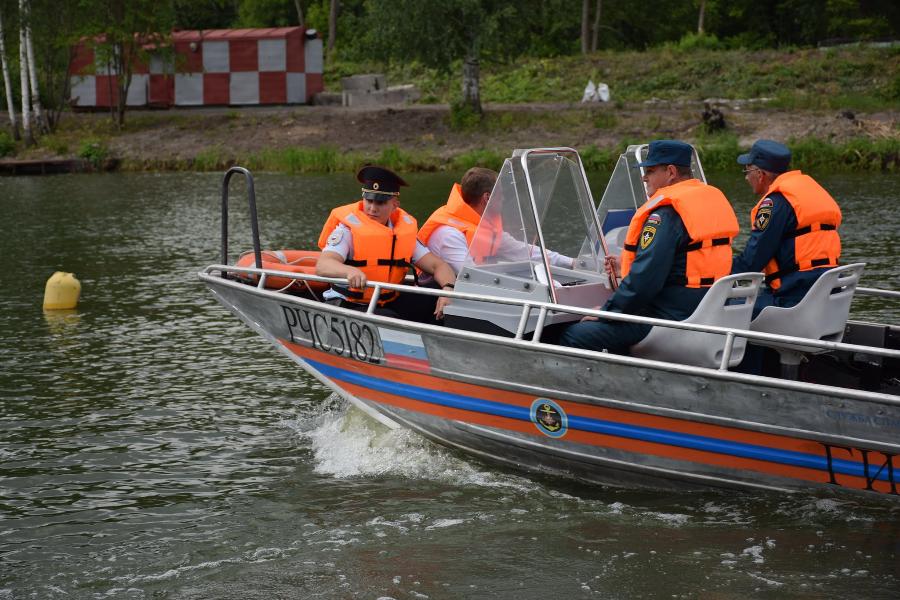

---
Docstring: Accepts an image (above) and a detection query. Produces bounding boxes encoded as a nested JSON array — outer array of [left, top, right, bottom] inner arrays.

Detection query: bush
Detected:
[[78, 138, 109, 167], [450, 149, 505, 172], [670, 32, 723, 52], [449, 100, 483, 131], [0, 130, 14, 157], [578, 145, 618, 171]]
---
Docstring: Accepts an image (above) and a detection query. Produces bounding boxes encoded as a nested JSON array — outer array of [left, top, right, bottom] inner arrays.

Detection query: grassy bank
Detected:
[[1, 46, 897, 173], [332, 45, 900, 111], [114, 135, 900, 174]]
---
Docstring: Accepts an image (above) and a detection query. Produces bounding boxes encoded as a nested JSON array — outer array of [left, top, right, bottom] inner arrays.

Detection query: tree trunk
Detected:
[[327, 0, 337, 53], [22, 0, 45, 134], [591, 0, 602, 52], [18, 0, 32, 145], [115, 41, 129, 129], [0, 7, 20, 139], [461, 49, 481, 114], [104, 53, 116, 125], [580, 0, 590, 54], [697, 0, 706, 35], [293, 0, 304, 26]]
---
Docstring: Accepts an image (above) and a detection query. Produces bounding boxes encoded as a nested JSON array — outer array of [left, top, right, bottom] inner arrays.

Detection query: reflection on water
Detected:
[[0, 171, 897, 599]]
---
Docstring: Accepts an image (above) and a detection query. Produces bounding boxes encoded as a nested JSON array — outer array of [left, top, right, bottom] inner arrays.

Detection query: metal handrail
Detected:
[[202, 263, 900, 364], [858, 287, 900, 300], [220, 166, 262, 276]]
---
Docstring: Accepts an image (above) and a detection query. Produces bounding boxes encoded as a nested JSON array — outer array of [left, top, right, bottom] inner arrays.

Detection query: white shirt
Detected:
[[425, 224, 575, 274]]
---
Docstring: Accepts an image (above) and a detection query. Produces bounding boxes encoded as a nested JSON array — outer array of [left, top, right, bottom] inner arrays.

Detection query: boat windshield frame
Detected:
[[456, 147, 610, 306]]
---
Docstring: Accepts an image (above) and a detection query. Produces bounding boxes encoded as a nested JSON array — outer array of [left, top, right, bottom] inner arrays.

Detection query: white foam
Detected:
[[747, 572, 784, 587], [425, 518, 466, 530], [287, 399, 540, 491], [741, 545, 766, 564], [645, 511, 690, 526]]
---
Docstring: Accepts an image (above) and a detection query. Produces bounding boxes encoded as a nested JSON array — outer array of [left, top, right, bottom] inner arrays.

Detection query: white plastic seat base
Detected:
[[749, 263, 865, 373], [630, 272, 764, 369], [750, 263, 865, 349]]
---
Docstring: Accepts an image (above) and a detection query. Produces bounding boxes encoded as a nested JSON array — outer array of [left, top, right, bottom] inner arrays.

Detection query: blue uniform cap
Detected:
[[357, 165, 408, 202], [635, 140, 693, 168], [737, 139, 791, 174]]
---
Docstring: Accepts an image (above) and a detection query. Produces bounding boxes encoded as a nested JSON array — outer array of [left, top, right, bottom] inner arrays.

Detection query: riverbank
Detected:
[[2, 45, 898, 174], [5, 100, 898, 175]]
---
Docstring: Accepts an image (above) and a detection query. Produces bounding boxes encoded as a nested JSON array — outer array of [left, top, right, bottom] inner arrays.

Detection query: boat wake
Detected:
[[285, 394, 541, 492]]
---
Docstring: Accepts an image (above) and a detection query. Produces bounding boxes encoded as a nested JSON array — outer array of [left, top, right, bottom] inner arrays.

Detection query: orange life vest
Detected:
[[417, 183, 503, 264], [317, 201, 418, 304], [750, 170, 842, 290], [621, 179, 739, 288]]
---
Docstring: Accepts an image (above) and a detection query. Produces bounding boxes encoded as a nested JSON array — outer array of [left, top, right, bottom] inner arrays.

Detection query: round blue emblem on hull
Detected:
[[530, 398, 568, 438]]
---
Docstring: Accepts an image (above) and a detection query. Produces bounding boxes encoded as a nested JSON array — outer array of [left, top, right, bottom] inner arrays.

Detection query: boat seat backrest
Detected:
[[630, 272, 764, 368], [749, 263, 865, 355]]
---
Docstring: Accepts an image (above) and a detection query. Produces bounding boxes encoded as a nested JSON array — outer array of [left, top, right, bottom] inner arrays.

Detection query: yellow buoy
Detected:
[[43, 271, 81, 310]]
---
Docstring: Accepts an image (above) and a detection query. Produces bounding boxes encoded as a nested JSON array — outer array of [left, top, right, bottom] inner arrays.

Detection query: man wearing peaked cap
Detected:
[[635, 139, 694, 169], [560, 139, 739, 354], [733, 139, 842, 316], [316, 165, 457, 323], [358, 165, 408, 201]]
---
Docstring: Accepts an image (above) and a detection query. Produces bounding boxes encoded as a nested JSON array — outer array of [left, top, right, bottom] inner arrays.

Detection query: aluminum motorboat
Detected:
[[199, 147, 900, 501]]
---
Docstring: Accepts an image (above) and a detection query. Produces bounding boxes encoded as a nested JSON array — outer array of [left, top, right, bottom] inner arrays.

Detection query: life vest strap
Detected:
[[376, 258, 411, 268], [786, 223, 837, 238], [684, 237, 731, 252], [764, 257, 836, 284], [346, 258, 411, 268], [623, 243, 638, 252], [673, 275, 716, 287]]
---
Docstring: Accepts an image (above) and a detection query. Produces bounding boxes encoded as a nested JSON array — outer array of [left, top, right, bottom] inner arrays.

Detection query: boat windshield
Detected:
[[445, 145, 704, 334], [459, 148, 606, 303]]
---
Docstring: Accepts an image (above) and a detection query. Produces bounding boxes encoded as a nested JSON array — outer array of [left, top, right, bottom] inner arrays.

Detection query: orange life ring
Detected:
[[235, 250, 329, 294]]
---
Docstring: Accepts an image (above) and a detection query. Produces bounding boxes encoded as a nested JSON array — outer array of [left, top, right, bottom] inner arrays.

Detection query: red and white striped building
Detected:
[[69, 27, 323, 108]]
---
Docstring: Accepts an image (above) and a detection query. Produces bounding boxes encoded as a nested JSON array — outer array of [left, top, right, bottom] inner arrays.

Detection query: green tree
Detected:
[[173, 0, 238, 29], [366, 0, 522, 115], [0, 2, 18, 139], [80, 0, 175, 128], [235, 0, 299, 27], [28, 0, 93, 132]]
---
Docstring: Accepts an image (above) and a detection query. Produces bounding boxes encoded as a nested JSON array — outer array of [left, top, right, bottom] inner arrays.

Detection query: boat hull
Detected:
[[204, 275, 900, 502]]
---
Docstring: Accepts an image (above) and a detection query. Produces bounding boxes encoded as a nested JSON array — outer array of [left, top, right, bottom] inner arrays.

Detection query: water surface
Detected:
[[1, 171, 898, 599]]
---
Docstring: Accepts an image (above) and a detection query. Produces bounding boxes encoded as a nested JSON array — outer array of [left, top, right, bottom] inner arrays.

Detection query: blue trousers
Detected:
[[558, 319, 652, 355]]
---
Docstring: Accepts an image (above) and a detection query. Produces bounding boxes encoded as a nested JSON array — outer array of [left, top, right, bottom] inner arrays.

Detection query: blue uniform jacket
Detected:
[[731, 192, 826, 305], [605, 206, 706, 321]]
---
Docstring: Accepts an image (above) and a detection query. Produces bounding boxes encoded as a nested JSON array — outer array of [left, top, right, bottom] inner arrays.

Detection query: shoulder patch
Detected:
[[646, 212, 662, 226], [754, 208, 772, 231], [326, 227, 344, 246], [759, 197, 774, 209], [640, 225, 657, 249]]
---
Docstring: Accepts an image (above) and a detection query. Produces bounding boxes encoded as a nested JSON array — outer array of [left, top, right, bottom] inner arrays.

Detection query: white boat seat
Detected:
[[630, 272, 764, 369], [749, 263, 865, 370]]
